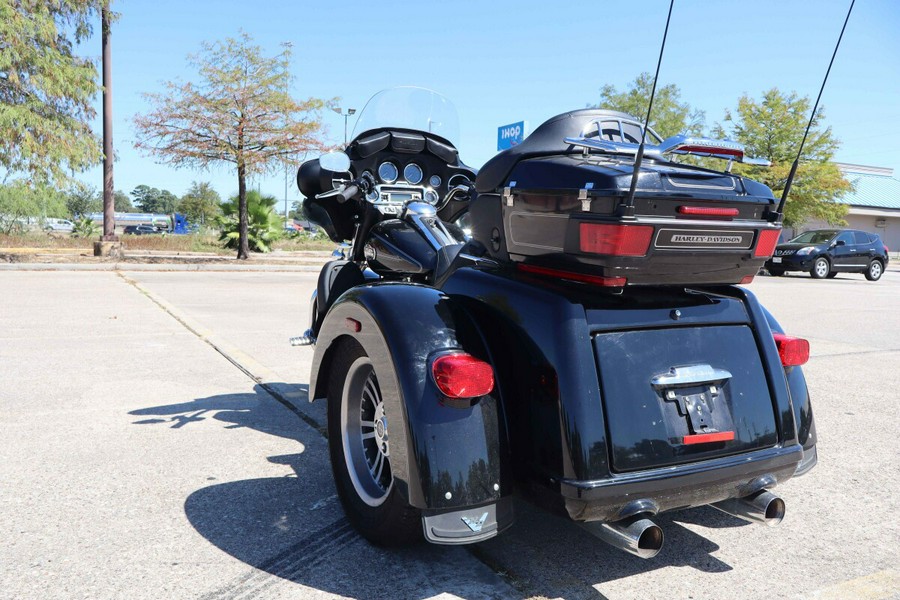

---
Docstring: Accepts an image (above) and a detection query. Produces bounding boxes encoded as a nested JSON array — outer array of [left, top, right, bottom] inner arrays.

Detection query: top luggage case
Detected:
[[470, 109, 782, 287]]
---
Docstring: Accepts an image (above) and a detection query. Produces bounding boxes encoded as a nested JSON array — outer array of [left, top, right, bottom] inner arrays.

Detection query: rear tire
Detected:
[[826, 271, 837, 279], [865, 260, 884, 281], [768, 268, 785, 277], [811, 257, 830, 279], [327, 339, 422, 546]]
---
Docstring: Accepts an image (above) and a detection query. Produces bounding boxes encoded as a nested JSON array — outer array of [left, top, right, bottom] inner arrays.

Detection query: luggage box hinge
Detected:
[[579, 183, 594, 211], [503, 181, 517, 206]]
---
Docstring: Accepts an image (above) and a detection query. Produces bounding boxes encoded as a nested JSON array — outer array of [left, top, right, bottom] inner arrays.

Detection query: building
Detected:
[[799, 163, 900, 255]]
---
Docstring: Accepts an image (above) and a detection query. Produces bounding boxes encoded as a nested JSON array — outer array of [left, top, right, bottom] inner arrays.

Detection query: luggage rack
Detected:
[[564, 118, 772, 167]]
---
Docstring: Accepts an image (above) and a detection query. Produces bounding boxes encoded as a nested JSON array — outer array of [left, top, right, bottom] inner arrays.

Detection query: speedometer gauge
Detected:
[[378, 161, 398, 183], [403, 163, 423, 185]]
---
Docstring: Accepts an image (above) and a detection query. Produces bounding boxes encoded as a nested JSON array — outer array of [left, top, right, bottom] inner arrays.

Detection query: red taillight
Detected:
[[740, 275, 754, 285], [677, 206, 739, 218], [773, 333, 810, 367], [432, 353, 494, 399], [579, 223, 653, 256], [517, 263, 627, 287], [754, 229, 782, 258], [683, 431, 735, 445]]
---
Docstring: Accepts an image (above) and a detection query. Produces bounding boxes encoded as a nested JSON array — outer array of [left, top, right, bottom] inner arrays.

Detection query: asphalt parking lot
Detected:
[[1, 266, 898, 600]]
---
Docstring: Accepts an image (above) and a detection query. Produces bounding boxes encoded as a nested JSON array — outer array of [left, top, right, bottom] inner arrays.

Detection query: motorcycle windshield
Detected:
[[351, 87, 460, 146]]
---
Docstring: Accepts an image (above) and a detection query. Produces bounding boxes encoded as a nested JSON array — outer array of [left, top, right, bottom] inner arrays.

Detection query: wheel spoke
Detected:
[[363, 386, 378, 410], [374, 451, 385, 483], [360, 419, 375, 429], [362, 431, 376, 440]]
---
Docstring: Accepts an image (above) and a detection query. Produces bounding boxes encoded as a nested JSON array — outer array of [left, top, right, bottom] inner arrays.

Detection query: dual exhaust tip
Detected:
[[581, 489, 784, 559]]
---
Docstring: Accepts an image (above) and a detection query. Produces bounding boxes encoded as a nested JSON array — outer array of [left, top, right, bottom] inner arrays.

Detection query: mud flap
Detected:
[[422, 498, 514, 545]]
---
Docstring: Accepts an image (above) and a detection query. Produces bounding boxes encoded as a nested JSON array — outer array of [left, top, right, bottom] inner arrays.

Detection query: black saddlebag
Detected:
[[470, 153, 782, 287]]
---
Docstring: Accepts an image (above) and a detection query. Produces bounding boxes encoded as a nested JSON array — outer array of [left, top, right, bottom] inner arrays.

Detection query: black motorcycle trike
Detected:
[[294, 89, 816, 558]]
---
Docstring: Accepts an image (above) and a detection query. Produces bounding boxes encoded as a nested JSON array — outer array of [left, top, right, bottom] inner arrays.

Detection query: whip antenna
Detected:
[[775, 0, 855, 219], [622, 0, 675, 215]]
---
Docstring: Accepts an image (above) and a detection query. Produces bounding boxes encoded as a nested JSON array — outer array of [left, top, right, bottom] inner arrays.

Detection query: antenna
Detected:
[[774, 0, 855, 219], [621, 0, 675, 216]]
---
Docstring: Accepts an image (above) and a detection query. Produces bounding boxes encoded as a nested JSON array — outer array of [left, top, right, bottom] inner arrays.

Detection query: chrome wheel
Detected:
[[341, 356, 392, 507], [812, 258, 830, 279]]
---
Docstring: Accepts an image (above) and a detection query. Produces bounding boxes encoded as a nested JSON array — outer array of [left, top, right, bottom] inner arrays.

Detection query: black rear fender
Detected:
[[759, 305, 817, 455], [309, 282, 507, 510]]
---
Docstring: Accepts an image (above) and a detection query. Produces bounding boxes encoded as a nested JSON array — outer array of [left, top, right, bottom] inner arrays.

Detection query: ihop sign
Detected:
[[497, 121, 526, 151]]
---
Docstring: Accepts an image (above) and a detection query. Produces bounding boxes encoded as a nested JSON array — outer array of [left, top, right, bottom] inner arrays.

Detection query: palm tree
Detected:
[[218, 190, 283, 253]]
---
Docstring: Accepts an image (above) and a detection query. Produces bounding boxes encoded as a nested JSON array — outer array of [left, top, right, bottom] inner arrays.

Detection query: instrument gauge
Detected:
[[378, 161, 398, 183], [424, 190, 439, 205], [403, 163, 423, 185], [429, 175, 442, 188]]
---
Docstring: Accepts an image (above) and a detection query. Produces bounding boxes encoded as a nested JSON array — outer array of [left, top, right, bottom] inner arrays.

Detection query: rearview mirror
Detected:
[[319, 152, 351, 173]]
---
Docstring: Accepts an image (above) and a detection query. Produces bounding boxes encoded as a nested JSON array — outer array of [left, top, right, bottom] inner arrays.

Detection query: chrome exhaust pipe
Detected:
[[579, 516, 664, 559], [712, 489, 785, 526]]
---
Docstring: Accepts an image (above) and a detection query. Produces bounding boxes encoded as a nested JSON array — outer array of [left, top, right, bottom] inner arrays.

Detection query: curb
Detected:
[[0, 262, 324, 272]]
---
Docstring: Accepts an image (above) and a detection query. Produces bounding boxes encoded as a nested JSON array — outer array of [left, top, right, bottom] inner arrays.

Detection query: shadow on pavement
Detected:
[[471, 499, 741, 599], [130, 385, 514, 600]]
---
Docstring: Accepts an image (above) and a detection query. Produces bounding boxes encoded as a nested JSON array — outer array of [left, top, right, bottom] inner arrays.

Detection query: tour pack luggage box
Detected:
[[471, 109, 782, 287]]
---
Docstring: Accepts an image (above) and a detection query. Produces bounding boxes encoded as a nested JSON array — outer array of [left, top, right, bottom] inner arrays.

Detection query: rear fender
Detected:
[[760, 305, 817, 454], [309, 282, 506, 510]]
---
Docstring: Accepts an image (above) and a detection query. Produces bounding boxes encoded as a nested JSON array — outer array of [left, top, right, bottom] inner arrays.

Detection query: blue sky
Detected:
[[75, 0, 899, 212]]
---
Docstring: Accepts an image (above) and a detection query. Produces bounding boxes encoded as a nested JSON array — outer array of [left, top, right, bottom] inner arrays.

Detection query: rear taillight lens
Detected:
[[517, 263, 627, 287], [754, 229, 782, 258], [579, 223, 653, 256], [773, 333, 810, 367], [677, 206, 739, 218], [432, 353, 494, 399]]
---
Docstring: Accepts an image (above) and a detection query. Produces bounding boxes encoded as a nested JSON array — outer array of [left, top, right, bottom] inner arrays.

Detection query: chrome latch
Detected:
[[578, 182, 594, 211], [503, 181, 517, 206]]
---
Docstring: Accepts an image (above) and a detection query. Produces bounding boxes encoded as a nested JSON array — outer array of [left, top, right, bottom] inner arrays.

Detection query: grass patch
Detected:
[[0, 231, 335, 253]]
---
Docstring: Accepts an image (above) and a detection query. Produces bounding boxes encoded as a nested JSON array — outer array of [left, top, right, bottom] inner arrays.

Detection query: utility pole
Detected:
[[282, 42, 293, 231], [284, 161, 290, 230], [332, 107, 357, 146], [95, 5, 120, 257]]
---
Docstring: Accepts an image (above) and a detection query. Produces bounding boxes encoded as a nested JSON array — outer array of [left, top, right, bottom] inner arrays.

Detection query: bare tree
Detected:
[[134, 33, 331, 258]]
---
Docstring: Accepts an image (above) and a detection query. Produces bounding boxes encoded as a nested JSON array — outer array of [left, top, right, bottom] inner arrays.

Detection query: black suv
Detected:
[[766, 229, 889, 281], [123, 225, 158, 235]]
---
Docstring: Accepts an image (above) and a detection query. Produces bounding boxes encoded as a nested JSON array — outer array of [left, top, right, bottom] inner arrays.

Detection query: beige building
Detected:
[[797, 163, 900, 256]]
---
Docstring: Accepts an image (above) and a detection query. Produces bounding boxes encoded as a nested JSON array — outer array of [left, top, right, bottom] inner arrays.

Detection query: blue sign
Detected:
[[497, 121, 526, 151]]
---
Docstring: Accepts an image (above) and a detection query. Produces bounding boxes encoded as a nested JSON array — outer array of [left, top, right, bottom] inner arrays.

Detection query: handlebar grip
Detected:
[[338, 184, 359, 203]]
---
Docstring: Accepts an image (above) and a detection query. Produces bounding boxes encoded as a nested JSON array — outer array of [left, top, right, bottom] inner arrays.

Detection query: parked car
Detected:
[[123, 225, 158, 235], [766, 229, 889, 281], [43, 218, 74, 233]]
